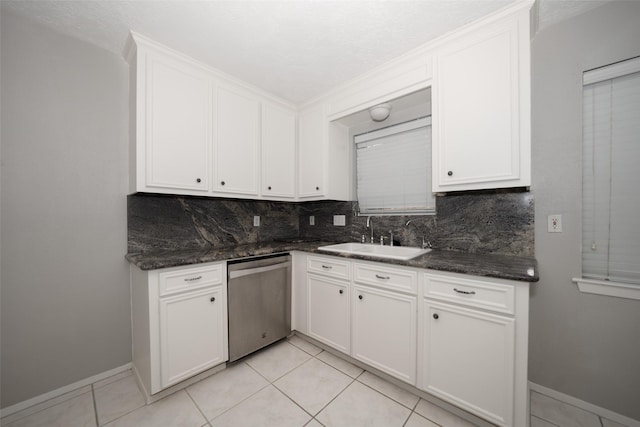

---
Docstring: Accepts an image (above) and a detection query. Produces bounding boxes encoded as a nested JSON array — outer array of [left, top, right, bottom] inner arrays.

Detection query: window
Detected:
[[355, 117, 434, 215], [575, 57, 640, 300]]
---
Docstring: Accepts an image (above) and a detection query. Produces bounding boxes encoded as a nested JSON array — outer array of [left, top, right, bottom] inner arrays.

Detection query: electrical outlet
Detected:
[[309, 215, 315, 226], [253, 215, 260, 227], [333, 215, 346, 226], [548, 214, 562, 233]]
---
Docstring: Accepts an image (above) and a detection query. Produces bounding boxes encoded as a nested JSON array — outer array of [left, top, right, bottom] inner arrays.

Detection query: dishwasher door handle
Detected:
[[228, 261, 291, 279]]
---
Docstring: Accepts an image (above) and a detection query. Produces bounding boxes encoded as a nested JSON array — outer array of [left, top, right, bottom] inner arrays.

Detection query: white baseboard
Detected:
[[529, 382, 640, 427], [0, 363, 132, 420]]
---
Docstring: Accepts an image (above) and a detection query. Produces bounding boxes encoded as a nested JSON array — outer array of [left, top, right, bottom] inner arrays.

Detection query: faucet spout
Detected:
[[405, 218, 431, 249]]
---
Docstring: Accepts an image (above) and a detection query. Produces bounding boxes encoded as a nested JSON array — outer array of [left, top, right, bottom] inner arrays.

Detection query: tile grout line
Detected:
[[530, 414, 562, 427], [200, 361, 272, 424], [261, 354, 319, 421], [184, 386, 210, 426], [90, 384, 99, 426], [268, 347, 351, 423], [355, 374, 420, 411], [311, 348, 363, 419], [91, 374, 150, 426]]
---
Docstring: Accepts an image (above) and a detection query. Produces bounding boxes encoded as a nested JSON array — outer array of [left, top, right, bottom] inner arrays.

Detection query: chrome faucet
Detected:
[[366, 216, 374, 243], [404, 219, 432, 249]]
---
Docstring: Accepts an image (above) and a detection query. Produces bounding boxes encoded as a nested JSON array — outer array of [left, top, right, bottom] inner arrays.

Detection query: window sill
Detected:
[[572, 278, 640, 301]]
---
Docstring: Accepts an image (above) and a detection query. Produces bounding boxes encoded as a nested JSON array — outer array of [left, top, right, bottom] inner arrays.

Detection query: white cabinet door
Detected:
[[143, 53, 211, 192], [298, 104, 325, 197], [352, 285, 417, 384], [262, 103, 296, 198], [307, 274, 350, 353], [214, 86, 260, 195], [159, 286, 227, 388], [433, 18, 530, 192], [422, 299, 515, 426]]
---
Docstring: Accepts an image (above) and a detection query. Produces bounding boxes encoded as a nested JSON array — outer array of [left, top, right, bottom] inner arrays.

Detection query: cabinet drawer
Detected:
[[423, 273, 515, 315], [354, 263, 417, 294], [159, 264, 223, 297], [307, 256, 351, 280]]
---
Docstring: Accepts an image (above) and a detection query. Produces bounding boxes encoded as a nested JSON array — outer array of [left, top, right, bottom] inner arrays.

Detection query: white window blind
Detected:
[[582, 58, 640, 286], [355, 117, 434, 215]]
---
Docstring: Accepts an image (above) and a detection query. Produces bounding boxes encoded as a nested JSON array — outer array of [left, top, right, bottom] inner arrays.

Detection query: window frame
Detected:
[[574, 56, 640, 300]]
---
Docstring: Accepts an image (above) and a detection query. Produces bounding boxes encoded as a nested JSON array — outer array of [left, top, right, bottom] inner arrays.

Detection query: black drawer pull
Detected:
[[453, 288, 476, 295]]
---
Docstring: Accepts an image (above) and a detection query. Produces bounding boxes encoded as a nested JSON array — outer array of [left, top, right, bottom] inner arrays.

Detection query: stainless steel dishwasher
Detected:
[[227, 254, 292, 362]]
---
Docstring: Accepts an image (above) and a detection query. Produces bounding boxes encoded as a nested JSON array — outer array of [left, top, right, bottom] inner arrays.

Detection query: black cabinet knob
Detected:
[[221, 181, 226, 186], [268, 186, 272, 190], [447, 171, 453, 176], [339, 289, 343, 294], [210, 297, 216, 302], [433, 313, 439, 320], [196, 178, 201, 183], [358, 295, 363, 300], [315, 186, 320, 190]]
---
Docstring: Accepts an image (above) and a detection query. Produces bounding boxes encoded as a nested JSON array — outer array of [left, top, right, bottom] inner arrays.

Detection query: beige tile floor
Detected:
[[2, 336, 634, 427]]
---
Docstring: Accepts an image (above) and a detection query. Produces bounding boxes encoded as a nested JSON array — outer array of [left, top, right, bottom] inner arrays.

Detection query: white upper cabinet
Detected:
[[126, 33, 297, 201], [297, 103, 326, 198], [131, 44, 211, 194], [214, 85, 260, 195], [262, 102, 296, 198], [432, 10, 530, 192], [298, 102, 351, 201], [127, 1, 531, 200]]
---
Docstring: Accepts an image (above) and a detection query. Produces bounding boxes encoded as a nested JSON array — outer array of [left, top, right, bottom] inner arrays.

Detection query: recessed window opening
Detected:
[[355, 116, 434, 216], [581, 56, 640, 286]]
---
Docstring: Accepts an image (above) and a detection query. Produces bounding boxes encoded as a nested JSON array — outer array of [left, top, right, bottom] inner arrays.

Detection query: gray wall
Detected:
[[1, 10, 131, 407], [530, 1, 640, 420]]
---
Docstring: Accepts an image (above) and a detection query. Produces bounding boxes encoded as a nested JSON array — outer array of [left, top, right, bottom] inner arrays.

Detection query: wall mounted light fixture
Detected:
[[368, 103, 391, 121]]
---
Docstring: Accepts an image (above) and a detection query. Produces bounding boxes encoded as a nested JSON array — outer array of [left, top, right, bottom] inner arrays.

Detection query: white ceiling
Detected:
[[2, 0, 612, 105]]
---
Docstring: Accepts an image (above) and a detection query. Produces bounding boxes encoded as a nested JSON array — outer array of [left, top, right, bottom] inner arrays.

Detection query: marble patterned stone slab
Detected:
[[128, 194, 298, 253], [126, 190, 536, 281]]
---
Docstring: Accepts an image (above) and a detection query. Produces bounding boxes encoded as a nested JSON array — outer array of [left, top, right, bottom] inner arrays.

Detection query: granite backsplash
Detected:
[[128, 190, 533, 257]]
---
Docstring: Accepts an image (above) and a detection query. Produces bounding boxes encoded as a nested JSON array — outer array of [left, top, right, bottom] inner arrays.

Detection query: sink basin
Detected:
[[317, 242, 431, 261]]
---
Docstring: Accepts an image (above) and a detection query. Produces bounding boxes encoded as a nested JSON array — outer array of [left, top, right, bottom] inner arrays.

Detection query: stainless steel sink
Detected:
[[317, 242, 431, 261]]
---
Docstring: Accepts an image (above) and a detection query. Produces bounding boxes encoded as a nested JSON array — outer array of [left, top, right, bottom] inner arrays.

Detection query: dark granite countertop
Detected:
[[125, 241, 538, 283]]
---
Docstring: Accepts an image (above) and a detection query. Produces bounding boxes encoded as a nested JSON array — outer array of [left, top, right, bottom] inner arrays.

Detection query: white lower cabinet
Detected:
[[422, 299, 514, 426], [159, 286, 227, 388], [420, 271, 528, 427], [131, 262, 228, 398], [307, 274, 350, 354], [295, 253, 529, 427], [352, 284, 417, 384]]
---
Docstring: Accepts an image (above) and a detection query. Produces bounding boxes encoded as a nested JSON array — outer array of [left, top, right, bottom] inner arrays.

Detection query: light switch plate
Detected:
[[548, 214, 562, 233], [253, 215, 260, 227], [309, 215, 315, 226], [333, 215, 346, 226]]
